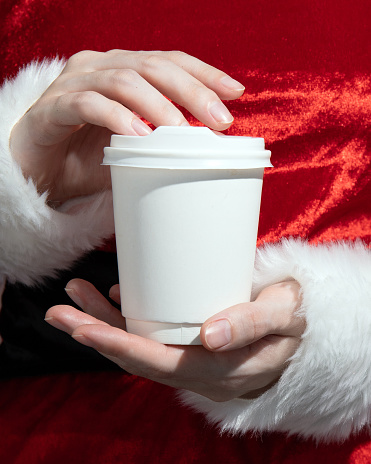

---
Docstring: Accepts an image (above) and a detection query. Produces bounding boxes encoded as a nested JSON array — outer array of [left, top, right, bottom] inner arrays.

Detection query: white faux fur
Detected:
[[180, 239, 371, 442], [0, 59, 115, 285], [2, 59, 371, 443]]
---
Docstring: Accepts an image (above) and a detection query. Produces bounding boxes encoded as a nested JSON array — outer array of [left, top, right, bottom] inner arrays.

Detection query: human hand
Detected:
[[10, 50, 245, 205], [45, 279, 305, 401]]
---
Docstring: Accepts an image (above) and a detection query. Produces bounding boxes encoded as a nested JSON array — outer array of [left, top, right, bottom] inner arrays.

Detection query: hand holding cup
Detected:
[[45, 278, 305, 401], [9, 50, 244, 205]]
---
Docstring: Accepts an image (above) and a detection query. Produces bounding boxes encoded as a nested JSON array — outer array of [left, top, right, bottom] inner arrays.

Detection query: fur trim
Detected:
[[179, 239, 371, 442], [0, 59, 115, 285]]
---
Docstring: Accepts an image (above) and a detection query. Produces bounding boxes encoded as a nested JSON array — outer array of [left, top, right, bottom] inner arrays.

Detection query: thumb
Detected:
[[200, 301, 270, 352], [200, 281, 303, 352]]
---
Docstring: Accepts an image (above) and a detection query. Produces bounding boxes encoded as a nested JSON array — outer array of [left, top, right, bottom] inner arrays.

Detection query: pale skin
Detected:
[[10, 50, 243, 205], [46, 279, 304, 401], [10, 49, 306, 400]]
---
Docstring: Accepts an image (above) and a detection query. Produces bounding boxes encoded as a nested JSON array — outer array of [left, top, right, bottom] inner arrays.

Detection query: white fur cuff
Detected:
[[180, 239, 371, 442], [0, 59, 115, 285]]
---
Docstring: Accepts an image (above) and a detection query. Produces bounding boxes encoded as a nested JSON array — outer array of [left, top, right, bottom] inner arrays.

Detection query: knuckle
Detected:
[[187, 82, 216, 103], [243, 308, 267, 341], [109, 102, 126, 120], [106, 48, 123, 55], [157, 102, 184, 124], [65, 54, 79, 69], [66, 50, 97, 68], [259, 283, 283, 299], [54, 93, 68, 111], [198, 66, 222, 85], [141, 53, 167, 70], [164, 50, 187, 60], [196, 65, 212, 81], [70, 91, 98, 110], [108, 68, 140, 86]]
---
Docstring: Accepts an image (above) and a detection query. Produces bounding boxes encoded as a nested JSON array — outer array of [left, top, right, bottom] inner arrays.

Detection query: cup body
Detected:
[[103, 127, 271, 344]]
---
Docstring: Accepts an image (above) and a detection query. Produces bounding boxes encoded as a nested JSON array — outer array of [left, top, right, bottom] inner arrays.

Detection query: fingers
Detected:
[[44, 287, 300, 402], [44, 301, 206, 387], [35, 91, 151, 146], [71, 323, 184, 380], [108, 284, 121, 304], [68, 322, 247, 400], [54, 50, 245, 131], [66, 50, 245, 100], [69, 323, 293, 401], [60, 69, 189, 128], [45, 305, 109, 335], [201, 303, 268, 352], [44, 300, 227, 391], [64, 279, 126, 329], [201, 281, 304, 352], [102, 54, 235, 128], [160, 50, 245, 100]]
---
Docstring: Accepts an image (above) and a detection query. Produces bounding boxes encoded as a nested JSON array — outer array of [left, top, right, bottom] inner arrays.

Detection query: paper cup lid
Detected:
[[103, 126, 272, 169]]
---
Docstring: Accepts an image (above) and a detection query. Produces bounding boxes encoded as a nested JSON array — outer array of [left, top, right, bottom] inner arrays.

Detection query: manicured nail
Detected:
[[65, 287, 84, 310], [208, 101, 234, 124], [220, 76, 245, 91], [180, 121, 191, 126], [71, 334, 95, 348], [44, 316, 69, 332], [131, 118, 152, 136], [205, 319, 232, 349]]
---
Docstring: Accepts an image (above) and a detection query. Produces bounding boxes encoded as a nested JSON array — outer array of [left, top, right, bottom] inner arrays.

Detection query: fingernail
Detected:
[[205, 319, 232, 349], [44, 316, 69, 332], [220, 76, 245, 91], [65, 287, 84, 310], [71, 334, 95, 348], [208, 101, 234, 124], [180, 121, 191, 126], [131, 118, 152, 136]]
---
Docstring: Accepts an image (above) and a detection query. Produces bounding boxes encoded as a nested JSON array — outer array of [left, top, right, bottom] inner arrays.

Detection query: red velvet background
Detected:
[[0, 0, 370, 462]]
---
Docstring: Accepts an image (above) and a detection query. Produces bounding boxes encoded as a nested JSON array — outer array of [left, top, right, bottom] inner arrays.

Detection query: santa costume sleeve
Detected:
[[0, 59, 115, 286], [180, 238, 371, 442], [1, 59, 371, 444]]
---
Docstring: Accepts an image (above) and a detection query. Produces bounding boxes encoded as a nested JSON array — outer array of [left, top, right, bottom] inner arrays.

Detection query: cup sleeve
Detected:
[[0, 58, 115, 285], [179, 239, 371, 442]]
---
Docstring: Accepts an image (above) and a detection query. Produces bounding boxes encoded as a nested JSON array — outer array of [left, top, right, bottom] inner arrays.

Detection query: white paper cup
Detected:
[[103, 126, 272, 345]]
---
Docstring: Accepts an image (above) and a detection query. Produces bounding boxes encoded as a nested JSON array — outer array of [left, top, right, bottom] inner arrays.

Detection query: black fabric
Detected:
[[0, 251, 122, 378]]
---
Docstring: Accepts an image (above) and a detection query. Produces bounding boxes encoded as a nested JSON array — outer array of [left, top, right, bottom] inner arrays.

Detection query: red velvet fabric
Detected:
[[1, 372, 371, 464], [0, 0, 370, 462]]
